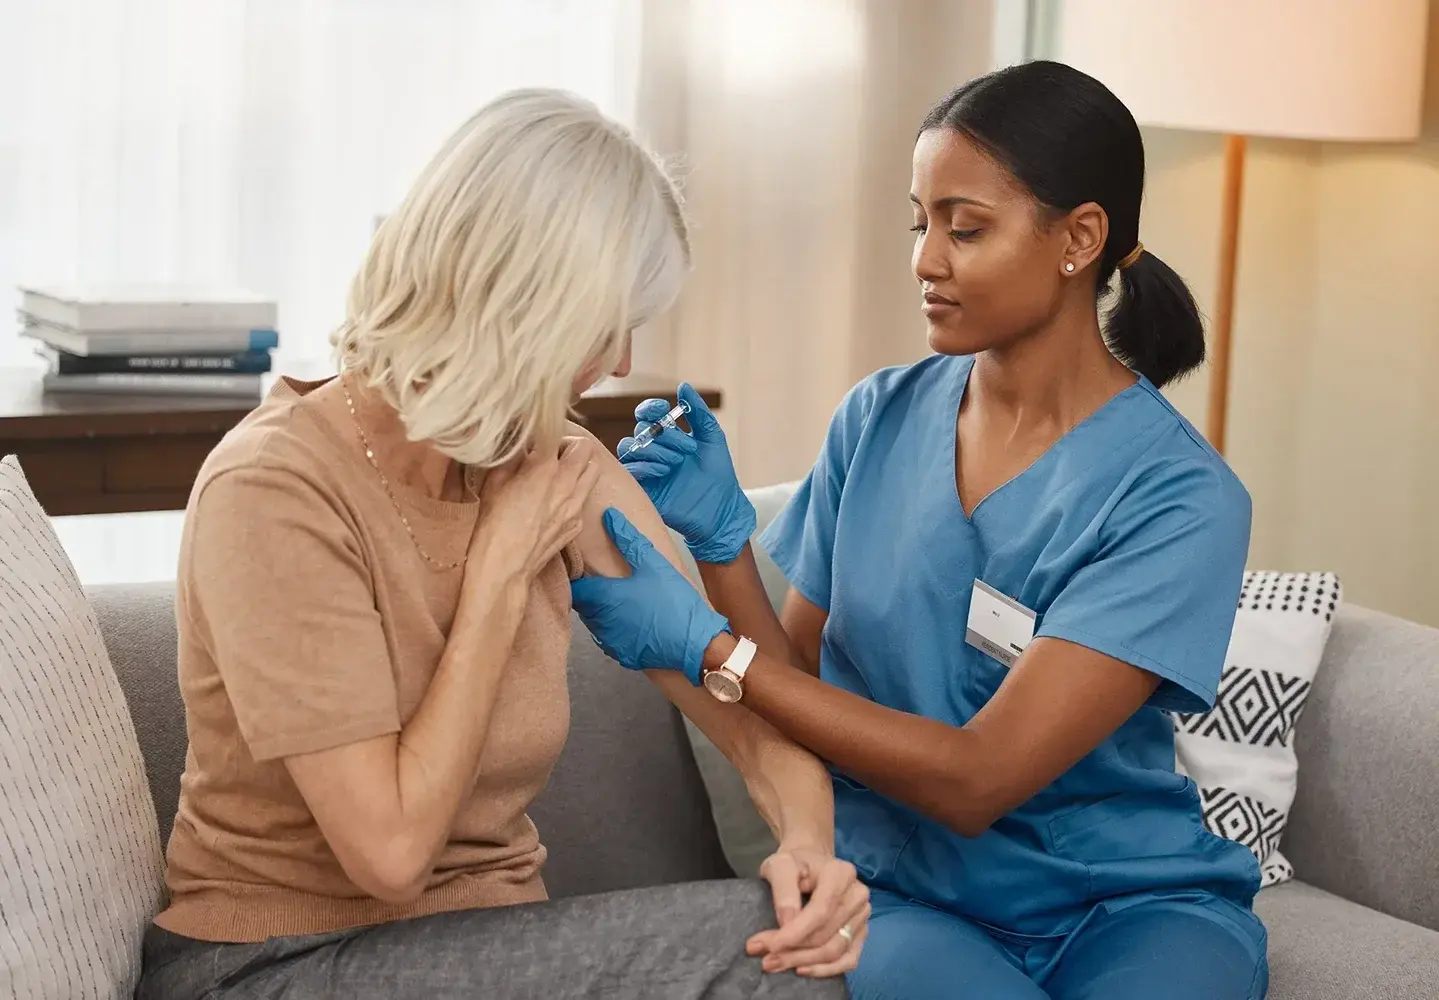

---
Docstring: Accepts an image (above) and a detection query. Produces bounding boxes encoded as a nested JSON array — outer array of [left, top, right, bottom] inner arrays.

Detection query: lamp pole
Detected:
[[1206, 134, 1247, 456]]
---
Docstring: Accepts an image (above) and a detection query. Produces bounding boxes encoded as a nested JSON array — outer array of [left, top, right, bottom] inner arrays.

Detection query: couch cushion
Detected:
[[0, 456, 164, 999], [1258, 880, 1439, 1000], [87, 581, 185, 845]]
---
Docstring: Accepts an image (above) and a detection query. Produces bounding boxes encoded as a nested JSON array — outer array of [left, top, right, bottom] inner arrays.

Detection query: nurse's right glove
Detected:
[[618, 382, 757, 565]]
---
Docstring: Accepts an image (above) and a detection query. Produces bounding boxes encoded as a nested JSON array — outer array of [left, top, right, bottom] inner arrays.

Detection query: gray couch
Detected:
[[88, 491, 1438, 999]]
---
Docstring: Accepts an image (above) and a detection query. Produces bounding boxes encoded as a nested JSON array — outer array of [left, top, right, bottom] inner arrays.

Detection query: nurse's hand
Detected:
[[619, 382, 756, 564], [748, 846, 869, 978], [569, 507, 731, 685]]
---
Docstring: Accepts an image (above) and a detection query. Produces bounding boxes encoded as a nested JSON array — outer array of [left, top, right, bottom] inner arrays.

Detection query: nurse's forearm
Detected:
[[707, 632, 1162, 838], [695, 545, 803, 668], [703, 633, 996, 836]]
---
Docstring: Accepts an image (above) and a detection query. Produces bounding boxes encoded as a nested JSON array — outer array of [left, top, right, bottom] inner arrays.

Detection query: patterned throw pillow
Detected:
[[0, 455, 165, 999], [1174, 571, 1342, 887]]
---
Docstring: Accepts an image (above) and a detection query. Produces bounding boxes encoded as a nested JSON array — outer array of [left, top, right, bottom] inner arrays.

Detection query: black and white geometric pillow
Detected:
[[1173, 571, 1342, 887]]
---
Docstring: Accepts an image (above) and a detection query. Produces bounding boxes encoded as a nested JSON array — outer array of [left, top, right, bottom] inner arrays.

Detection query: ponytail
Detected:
[[1105, 250, 1206, 388], [922, 61, 1206, 388]]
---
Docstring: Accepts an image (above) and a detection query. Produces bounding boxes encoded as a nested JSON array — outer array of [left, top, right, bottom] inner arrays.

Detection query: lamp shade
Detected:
[[1049, 0, 1430, 142]]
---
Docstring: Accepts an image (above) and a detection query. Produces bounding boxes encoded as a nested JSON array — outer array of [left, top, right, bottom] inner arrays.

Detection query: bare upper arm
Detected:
[[570, 427, 690, 581], [568, 427, 771, 764], [779, 588, 827, 676]]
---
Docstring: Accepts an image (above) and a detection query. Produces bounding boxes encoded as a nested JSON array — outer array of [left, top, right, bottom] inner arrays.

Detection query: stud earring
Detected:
[[1064, 262, 1075, 273]]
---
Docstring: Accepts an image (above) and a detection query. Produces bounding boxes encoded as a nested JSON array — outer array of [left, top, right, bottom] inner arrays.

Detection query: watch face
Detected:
[[703, 669, 743, 703]]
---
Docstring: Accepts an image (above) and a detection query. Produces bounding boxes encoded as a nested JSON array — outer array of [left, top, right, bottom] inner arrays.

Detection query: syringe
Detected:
[[618, 400, 692, 460]]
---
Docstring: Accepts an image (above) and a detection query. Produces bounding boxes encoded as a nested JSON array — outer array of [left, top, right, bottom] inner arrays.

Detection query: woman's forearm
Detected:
[[737, 722, 836, 851], [400, 578, 523, 828], [644, 662, 836, 852], [683, 556, 834, 848], [290, 562, 530, 905], [382, 566, 530, 895]]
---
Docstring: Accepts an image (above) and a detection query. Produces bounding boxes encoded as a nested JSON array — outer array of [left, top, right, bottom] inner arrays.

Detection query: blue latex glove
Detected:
[[618, 382, 757, 564], [570, 508, 731, 685]]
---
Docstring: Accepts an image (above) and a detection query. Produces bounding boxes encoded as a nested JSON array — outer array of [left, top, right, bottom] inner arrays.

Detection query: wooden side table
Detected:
[[0, 369, 714, 517]]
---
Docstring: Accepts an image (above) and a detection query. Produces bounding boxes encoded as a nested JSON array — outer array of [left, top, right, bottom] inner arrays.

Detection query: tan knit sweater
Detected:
[[154, 376, 577, 942]]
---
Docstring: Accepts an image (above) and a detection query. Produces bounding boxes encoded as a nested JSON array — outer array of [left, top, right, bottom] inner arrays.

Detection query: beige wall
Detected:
[[636, 0, 990, 488], [1143, 7, 1439, 627], [1140, 136, 1319, 589]]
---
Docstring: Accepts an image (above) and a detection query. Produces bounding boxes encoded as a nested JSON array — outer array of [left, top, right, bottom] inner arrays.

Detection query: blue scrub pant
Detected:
[[848, 889, 1268, 1000]]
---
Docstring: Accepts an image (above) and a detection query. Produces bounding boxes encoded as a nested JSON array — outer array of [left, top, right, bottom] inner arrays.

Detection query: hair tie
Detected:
[[1118, 242, 1145, 270]]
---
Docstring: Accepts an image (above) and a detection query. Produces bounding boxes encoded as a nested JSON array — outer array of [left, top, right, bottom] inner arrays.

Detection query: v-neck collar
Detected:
[[946, 356, 1147, 523]]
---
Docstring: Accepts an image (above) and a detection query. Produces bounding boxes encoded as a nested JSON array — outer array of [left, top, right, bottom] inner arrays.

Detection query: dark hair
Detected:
[[920, 60, 1204, 387]]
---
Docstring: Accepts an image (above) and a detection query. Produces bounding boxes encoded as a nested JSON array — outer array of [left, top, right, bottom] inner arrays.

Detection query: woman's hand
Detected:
[[569, 507, 730, 684], [620, 383, 756, 564], [748, 845, 869, 979], [469, 437, 599, 586]]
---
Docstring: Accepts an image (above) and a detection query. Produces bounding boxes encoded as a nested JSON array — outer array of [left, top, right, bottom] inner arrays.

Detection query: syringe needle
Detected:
[[617, 400, 691, 460]]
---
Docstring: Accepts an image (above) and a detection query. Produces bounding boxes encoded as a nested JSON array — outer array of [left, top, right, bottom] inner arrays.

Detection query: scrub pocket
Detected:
[[963, 652, 1009, 705], [1045, 781, 1213, 901], [832, 774, 917, 885]]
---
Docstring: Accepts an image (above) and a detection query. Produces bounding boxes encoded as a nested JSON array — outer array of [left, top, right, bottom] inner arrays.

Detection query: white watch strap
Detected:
[[723, 636, 757, 681]]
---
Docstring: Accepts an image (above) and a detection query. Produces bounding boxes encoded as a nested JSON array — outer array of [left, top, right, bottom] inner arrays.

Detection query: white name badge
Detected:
[[965, 579, 1038, 668]]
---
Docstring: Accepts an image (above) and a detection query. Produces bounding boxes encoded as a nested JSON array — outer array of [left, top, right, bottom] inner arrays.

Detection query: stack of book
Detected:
[[18, 284, 280, 398]]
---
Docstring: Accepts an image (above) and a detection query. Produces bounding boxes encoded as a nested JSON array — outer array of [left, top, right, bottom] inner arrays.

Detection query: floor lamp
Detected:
[[1046, 0, 1429, 455]]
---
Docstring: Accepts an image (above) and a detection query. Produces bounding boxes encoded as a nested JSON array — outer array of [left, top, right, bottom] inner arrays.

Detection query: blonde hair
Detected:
[[334, 88, 690, 467]]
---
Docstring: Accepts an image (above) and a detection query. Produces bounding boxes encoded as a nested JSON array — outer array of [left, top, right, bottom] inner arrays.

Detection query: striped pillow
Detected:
[[0, 455, 164, 1000]]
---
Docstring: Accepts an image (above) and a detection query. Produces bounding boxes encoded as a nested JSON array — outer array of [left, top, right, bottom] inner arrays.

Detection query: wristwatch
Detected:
[[702, 636, 757, 704]]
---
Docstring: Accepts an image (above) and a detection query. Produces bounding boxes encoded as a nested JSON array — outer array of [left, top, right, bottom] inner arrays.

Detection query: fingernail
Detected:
[[762, 957, 781, 973], [797, 968, 812, 977]]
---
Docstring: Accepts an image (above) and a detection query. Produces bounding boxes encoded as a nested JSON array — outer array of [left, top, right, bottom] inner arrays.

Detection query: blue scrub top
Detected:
[[760, 354, 1261, 939]]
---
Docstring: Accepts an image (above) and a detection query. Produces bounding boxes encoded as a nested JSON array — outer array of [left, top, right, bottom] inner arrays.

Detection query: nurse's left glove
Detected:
[[620, 382, 756, 564], [570, 508, 731, 686]]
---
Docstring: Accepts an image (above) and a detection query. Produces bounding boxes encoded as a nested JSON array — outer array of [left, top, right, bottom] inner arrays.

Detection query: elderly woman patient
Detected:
[[136, 89, 866, 1000]]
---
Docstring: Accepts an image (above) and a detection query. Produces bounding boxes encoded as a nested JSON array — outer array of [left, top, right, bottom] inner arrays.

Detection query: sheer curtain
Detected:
[[0, 0, 637, 584], [630, 0, 1007, 488]]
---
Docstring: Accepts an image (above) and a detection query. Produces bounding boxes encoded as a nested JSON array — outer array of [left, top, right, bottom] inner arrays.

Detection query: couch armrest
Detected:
[[744, 481, 802, 606], [1282, 604, 1439, 932]]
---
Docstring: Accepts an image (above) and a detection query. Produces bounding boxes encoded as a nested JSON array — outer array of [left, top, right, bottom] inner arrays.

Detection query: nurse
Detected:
[[569, 60, 1268, 999]]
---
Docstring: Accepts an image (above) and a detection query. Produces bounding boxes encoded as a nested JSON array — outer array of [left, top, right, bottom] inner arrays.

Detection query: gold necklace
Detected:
[[340, 376, 465, 571]]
